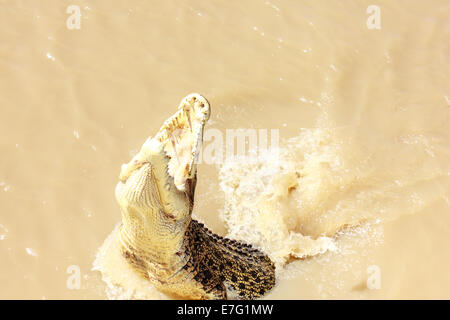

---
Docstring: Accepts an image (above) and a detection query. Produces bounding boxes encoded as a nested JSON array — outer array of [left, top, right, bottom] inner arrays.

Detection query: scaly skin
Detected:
[[115, 93, 275, 299]]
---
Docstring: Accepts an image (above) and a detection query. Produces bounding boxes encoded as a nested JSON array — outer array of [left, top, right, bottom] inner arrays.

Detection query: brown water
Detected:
[[1, 0, 449, 299]]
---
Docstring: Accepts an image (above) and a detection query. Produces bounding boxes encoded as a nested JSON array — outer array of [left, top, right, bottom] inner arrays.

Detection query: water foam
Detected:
[[218, 123, 447, 268]]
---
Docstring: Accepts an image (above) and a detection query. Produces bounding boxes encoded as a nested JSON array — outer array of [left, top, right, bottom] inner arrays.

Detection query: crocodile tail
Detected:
[[187, 219, 276, 299]]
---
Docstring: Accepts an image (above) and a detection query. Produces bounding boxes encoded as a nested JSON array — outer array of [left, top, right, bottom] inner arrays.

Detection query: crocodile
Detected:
[[115, 93, 275, 299]]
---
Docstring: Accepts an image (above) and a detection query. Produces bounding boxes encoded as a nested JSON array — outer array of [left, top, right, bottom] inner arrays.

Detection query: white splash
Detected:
[[26, 248, 38, 257], [46, 52, 55, 61], [0, 224, 8, 240]]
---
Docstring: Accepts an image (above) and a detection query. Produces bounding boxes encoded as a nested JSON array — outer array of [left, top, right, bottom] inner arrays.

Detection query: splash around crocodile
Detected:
[[94, 94, 275, 300]]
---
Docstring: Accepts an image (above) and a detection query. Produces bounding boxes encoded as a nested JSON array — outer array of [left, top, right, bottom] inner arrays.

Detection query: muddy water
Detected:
[[1, 0, 449, 299]]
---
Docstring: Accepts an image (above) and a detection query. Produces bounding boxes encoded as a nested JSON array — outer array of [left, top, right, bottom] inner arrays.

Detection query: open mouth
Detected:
[[156, 93, 210, 192], [117, 93, 210, 194]]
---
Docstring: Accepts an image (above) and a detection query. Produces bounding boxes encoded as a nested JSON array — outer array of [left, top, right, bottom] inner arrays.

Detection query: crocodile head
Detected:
[[115, 94, 210, 264]]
